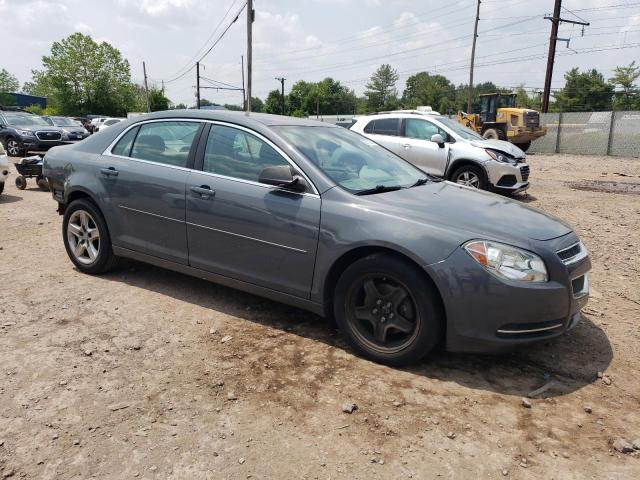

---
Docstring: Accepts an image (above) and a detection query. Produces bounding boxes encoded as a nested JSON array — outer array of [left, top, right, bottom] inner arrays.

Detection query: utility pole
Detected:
[[275, 77, 286, 115], [542, 0, 589, 112], [241, 55, 246, 111], [467, 0, 481, 114], [142, 61, 151, 113], [246, 0, 254, 112], [196, 61, 201, 109]]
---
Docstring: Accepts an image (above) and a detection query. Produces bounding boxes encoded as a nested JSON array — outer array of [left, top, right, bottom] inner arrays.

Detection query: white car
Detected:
[[350, 111, 530, 194], [0, 142, 9, 195], [95, 118, 124, 133]]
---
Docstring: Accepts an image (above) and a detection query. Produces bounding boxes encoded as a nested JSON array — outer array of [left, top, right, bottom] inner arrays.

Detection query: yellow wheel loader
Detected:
[[456, 93, 546, 152]]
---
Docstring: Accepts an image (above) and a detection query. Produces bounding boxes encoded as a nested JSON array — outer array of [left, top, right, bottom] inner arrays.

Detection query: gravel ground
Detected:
[[1, 153, 639, 479]]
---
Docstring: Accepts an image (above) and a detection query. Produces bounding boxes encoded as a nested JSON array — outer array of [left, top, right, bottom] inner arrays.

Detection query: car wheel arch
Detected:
[[446, 159, 488, 183], [63, 188, 101, 215], [322, 246, 446, 330]]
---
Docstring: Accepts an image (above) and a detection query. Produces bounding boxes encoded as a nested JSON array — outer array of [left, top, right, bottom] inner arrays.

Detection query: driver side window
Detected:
[[404, 119, 446, 141]]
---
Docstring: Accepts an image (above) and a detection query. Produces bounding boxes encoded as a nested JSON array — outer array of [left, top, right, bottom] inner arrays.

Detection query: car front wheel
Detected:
[[333, 254, 443, 366], [5, 138, 25, 157], [451, 164, 488, 190], [62, 198, 119, 274]]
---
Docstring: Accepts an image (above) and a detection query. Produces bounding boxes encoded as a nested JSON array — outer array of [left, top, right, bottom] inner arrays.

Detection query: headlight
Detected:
[[464, 240, 548, 282], [485, 149, 514, 164], [17, 129, 36, 137]]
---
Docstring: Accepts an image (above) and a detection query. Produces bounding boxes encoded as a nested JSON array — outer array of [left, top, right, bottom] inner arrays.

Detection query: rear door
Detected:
[[401, 118, 449, 176], [185, 123, 321, 298], [101, 120, 202, 264], [362, 117, 404, 156]]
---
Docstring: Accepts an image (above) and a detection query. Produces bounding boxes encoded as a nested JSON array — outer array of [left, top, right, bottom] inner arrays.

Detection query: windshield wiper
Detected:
[[355, 184, 403, 196]]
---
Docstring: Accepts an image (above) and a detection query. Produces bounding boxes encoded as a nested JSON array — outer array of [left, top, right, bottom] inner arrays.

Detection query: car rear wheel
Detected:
[[333, 254, 443, 366], [5, 138, 25, 157], [62, 198, 119, 274], [0, 182, 4, 195], [451, 164, 487, 190]]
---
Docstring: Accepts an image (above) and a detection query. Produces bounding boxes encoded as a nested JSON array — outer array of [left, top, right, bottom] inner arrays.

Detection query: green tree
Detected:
[[554, 68, 613, 112], [0, 68, 19, 106], [454, 82, 501, 113], [514, 85, 541, 110], [250, 96, 264, 112], [148, 88, 170, 111], [402, 72, 456, 113], [172, 102, 188, 110], [610, 61, 640, 110], [29, 33, 137, 116], [224, 103, 244, 111], [364, 64, 399, 111], [263, 89, 287, 114], [0, 68, 19, 92]]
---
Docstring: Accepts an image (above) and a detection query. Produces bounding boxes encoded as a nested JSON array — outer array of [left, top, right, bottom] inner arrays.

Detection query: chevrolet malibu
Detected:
[[43, 111, 591, 365]]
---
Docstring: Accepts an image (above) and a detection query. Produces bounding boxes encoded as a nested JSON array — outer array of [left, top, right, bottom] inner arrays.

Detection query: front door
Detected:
[[401, 118, 449, 176], [101, 120, 202, 264], [186, 123, 321, 298]]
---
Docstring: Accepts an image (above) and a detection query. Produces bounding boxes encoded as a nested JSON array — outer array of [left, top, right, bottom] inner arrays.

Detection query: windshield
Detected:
[[52, 116, 81, 127], [497, 95, 516, 108], [273, 125, 428, 194], [3, 114, 50, 127], [435, 116, 485, 141]]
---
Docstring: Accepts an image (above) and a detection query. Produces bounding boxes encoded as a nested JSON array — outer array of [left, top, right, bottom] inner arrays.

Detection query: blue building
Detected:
[[4, 93, 47, 109]]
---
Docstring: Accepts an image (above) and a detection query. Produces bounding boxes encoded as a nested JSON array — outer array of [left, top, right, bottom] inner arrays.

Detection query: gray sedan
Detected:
[[43, 110, 591, 365]]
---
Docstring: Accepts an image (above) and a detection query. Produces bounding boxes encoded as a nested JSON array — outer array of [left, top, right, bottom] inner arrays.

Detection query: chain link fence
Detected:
[[530, 111, 640, 158]]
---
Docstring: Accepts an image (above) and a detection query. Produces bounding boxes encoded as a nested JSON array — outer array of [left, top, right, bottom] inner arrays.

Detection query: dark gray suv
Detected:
[[0, 111, 68, 157], [43, 111, 591, 365]]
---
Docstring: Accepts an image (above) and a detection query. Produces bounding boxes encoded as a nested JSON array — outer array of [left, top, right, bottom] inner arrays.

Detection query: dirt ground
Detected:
[[1, 153, 639, 479]]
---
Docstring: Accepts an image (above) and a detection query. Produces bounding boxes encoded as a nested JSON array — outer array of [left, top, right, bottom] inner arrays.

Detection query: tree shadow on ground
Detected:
[[101, 261, 612, 399]]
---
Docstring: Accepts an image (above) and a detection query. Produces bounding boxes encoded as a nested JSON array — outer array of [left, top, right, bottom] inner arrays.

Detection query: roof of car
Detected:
[[139, 109, 337, 128]]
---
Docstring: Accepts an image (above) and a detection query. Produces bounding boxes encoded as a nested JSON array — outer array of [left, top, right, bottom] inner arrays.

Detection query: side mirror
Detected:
[[259, 165, 307, 192], [431, 133, 445, 147]]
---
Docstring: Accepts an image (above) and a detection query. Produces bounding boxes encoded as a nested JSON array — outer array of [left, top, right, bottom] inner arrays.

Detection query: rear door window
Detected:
[[364, 118, 400, 136], [111, 126, 139, 157], [129, 121, 200, 167]]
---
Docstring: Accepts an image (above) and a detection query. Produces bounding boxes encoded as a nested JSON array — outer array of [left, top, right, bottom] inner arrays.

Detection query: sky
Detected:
[[2, 0, 639, 108]]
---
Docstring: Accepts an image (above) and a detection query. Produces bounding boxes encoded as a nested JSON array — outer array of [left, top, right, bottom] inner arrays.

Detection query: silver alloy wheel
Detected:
[[6, 139, 20, 156], [67, 210, 100, 265], [455, 170, 480, 188]]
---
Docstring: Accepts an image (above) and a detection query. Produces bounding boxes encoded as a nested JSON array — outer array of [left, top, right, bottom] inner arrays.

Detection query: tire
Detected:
[[483, 128, 506, 141], [514, 141, 531, 152], [450, 164, 488, 190], [0, 182, 4, 195], [36, 176, 50, 191], [333, 254, 444, 366], [15, 176, 27, 190], [62, 198, 119, 274], [4, 137, 25, 157]]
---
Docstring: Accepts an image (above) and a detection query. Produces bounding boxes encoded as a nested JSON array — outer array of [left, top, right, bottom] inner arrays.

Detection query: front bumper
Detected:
[[428, 233, 591, 353], [487, 160, 530, 193], [21, 136, 69, 153]]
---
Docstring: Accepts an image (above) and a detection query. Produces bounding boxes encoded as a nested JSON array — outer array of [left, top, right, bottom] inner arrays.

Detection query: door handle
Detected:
[[190, 185, 215, 198], [100, 167, 119, 177], [402, 144, 411, 149]]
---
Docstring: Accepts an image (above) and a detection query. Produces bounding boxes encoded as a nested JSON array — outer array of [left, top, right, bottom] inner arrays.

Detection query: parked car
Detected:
[[0, 142, 8, 195], [74, 117, 94, 134], [90, 117, 108, 130], [43, 111, 590, 365], [0, 112, 68, 157], [350, 112, 530, 194], [95, 118, 123, 133], [42, 116, 89, 141]]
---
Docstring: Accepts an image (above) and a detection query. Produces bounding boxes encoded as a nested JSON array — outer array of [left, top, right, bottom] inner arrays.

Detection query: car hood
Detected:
[[470, 139, 525, 159], [360, 181, 572, 242]]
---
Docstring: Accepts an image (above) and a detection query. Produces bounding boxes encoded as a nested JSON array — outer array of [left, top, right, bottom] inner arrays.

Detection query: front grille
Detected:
[[36, 131, 62, 141], [557, 242, 581, 262], [520, 165, 530, 182], [524, 111, 539, 129]]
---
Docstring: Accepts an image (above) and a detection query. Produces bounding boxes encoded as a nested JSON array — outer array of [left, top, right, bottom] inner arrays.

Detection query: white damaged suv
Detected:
[[0, 142, 9, 195], [350, 111, 529, 193]]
